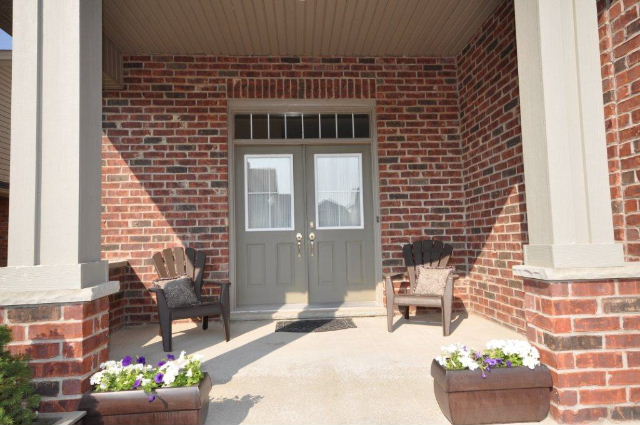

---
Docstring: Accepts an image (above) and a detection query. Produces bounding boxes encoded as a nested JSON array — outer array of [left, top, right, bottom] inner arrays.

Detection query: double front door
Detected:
[[235, 144, 375, 306]]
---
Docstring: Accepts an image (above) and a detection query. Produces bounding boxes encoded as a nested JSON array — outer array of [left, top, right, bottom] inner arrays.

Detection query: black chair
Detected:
[[149, 247, 230, 352]]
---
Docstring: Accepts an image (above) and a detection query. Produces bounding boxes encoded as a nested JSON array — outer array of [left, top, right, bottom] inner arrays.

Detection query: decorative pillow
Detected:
[[153, 276, 199, 308], [414, 266, 453, 296]]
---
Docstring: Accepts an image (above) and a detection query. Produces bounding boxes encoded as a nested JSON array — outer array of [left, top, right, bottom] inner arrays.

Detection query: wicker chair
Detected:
[[150, 247, 230, 352], [385, 239, 455, 336]]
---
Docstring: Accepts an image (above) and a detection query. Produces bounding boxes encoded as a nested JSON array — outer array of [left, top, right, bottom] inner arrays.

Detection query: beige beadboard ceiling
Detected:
[[0, 0, 502, 57], [101, 0, 502, 57]]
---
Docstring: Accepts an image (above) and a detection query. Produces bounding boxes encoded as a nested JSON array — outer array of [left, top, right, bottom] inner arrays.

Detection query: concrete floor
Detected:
[[110, 312, 560, 425]]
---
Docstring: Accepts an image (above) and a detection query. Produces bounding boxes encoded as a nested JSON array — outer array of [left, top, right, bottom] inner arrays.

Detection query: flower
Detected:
[[133, 379, 142, 389], [121, 356, 133, 367], [154, 373, 164, 384], [157, 361, 166, 367], [167, 354, 176, 360], [148, 395, 156, 402], [137, 356, 146, 365], [434, 339, 541, 374]]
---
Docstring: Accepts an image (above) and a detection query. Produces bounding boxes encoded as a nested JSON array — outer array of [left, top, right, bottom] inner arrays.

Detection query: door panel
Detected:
[[235, 146, 307, 306], [305, 145, 376, 304]]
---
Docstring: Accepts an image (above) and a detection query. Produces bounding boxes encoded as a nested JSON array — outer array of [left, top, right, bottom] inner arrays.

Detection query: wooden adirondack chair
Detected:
[[385, 239, 455, 336], [150, 247, 230, 352]]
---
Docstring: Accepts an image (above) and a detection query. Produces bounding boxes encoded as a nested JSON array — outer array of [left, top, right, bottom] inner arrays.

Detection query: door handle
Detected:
[[296, 233, 303, 258], [309, 232, 316, 256]]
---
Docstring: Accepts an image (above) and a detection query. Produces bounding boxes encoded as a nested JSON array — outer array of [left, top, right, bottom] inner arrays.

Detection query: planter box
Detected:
[[79, 373, 212, 425], [431, 360, 552, 425]]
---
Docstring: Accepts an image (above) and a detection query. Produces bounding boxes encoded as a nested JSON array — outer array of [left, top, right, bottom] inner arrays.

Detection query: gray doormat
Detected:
[[275, 318, 357, 333]]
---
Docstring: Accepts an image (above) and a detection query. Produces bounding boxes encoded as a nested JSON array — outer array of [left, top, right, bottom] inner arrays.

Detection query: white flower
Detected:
[[89, 371, 104, 385]]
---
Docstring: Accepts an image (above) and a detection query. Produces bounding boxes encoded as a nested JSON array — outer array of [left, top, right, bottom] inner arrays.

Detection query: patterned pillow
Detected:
[[414, 266, 453, 296], [153, 276, 199, 308]]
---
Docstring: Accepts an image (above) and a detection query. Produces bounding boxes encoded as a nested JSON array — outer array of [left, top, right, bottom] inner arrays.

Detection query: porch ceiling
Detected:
[[103, 0, 502, 57]]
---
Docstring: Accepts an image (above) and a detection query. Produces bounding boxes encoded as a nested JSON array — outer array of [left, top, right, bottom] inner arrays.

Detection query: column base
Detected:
[[0, 296, 112, 412], [523, 243, 625, 269], [523, 276, 640, 422]]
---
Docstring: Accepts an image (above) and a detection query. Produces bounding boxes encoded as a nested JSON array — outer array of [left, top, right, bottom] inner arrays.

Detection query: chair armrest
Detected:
[[383, 272, 406, 281], [148, 286, 170, 311]]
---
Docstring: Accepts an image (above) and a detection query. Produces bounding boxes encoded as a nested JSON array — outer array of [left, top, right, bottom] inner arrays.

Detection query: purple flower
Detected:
[[133, 379, 142, 389], [154, 373, 164, 384], [121, 356, 133, 367], [506, 360, 513, 368], [148, 395, 156, 402], [481, 370, 487, 379], [167, 354, 176, 361], [157, 361, 166, 367], [137, 356, 146, 365]]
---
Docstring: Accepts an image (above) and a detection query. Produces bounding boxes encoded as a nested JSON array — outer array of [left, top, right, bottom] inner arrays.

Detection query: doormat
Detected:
[[275, 318, 357, 333]]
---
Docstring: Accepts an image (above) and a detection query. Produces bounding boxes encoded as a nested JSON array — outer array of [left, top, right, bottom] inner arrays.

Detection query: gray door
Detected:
[[235, 144, 375, 306], [235, 146, 308, 306], [305, 145, 376, 304]]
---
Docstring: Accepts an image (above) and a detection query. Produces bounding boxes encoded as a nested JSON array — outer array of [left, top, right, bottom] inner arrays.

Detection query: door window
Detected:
[[244, 155, 294, 231], [314, 153, 364, 229]]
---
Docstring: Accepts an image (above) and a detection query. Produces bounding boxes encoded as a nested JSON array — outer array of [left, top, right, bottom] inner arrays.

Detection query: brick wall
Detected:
[[0, 298, 111, 412], [457, 0, 526, 332], [525, 278, 640, 422], [101, 56, 466, 324], [599, 0, 640, 262]]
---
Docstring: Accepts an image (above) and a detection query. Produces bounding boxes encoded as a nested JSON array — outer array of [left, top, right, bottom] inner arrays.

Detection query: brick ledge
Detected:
[[0, 280, 120, 306], [513, 263, 640, 281]]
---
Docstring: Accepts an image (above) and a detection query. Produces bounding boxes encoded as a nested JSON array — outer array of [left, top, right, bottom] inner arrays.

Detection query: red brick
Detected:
[[556, 371, 607, 387], [570, 281, 616, 297], [579, 388, 627, 405], [28, 322, 84, 340], [608, 369, 640, 385], [606, 334, 640, 348], [575, 352, 624, 368], [574, 316, 620, 332], [8, 342, 60, 360]]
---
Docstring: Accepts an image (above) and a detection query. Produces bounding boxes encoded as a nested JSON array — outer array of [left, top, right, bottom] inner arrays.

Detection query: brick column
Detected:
[[525, 278, 640, 422], [0, 297, 110, 412]]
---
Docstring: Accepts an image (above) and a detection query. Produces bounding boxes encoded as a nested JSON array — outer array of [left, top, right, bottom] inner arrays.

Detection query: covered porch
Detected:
[[110, 314, 551, 425], [0, 0, 639, 423]]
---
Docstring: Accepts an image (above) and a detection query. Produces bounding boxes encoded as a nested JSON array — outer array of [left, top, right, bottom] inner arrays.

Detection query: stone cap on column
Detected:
[[514, 263, 640, 281]]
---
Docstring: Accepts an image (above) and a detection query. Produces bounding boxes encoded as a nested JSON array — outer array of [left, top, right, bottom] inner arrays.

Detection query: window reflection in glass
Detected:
[[246, 156, 294, 230], [315, 154, 363, 228]]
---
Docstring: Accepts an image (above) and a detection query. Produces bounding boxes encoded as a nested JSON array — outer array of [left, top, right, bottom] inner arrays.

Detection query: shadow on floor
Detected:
[[207, 395, 263, 425], [390, 310, 468, 334]]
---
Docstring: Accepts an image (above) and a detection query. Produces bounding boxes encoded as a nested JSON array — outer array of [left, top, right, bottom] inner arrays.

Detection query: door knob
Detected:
[[309, 232, 316, 256], [296, 233, 303, 258]]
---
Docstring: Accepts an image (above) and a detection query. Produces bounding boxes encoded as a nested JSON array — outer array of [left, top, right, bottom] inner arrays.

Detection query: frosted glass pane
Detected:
[[246, 156, 294, 230], [315, 155, 363, 228]]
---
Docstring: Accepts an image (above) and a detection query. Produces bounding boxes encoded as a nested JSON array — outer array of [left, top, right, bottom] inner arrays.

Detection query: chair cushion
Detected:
[[414, 266, 453, 296], [154, 276, 199, 308]]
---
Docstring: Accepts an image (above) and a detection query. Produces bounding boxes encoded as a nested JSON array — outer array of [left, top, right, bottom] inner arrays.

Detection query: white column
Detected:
[[0, 0, 108, 291], [514, 0, 625, 269]]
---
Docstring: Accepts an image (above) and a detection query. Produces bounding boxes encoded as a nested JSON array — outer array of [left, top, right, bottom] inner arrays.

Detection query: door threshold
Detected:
[[231, 302, 385, 321]]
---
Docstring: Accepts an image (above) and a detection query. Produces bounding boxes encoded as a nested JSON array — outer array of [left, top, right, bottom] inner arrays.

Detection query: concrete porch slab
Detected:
[[109, 313, 560, 425]]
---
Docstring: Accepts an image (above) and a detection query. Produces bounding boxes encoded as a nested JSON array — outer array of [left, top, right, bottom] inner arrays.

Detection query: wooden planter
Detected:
[[431, 360, 552, 425], [79, 373, 212, 425]]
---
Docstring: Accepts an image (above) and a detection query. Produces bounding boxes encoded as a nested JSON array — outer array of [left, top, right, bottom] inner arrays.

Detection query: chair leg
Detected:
[[160, 317, 172, 352], [442, 299, 452, 337], [401, 306, 410, 320], [202, 316, 209, 330], [222, 307, 230, 342]]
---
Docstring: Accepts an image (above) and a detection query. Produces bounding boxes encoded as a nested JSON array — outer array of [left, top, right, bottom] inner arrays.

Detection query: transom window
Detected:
[[234, 113, 370, 140]]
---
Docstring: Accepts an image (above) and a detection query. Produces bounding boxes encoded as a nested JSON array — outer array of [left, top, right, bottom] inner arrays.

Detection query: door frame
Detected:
[[227, 99, 383, 310]]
